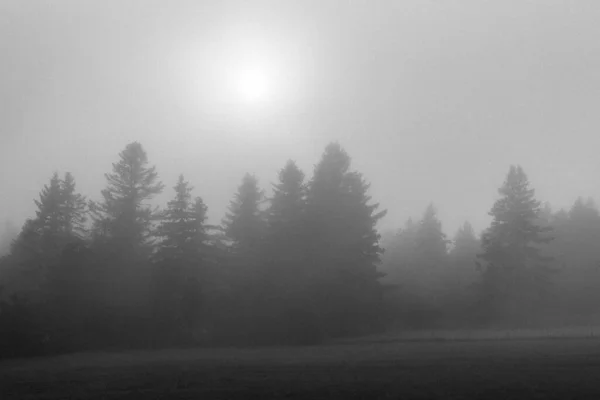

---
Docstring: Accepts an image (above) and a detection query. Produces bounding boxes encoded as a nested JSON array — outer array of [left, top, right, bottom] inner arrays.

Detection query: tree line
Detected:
[[1, 142, 599, 358], [0, 141, 385, 357], [381, 166, 600, 330]]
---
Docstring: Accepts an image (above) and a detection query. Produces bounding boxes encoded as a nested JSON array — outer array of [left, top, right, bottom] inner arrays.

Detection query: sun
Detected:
[[235, 66, 271, 103]]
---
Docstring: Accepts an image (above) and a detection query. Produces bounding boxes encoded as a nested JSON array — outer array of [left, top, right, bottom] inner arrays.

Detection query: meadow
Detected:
[[3, 328, 600, 399]]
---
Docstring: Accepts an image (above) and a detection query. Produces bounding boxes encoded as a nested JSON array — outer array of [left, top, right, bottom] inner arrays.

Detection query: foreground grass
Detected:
[[3, 336, 600, 399]]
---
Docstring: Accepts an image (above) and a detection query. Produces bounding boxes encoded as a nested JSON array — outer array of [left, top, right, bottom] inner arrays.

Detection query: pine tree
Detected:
[[89, 142, 164, 255], [452, 222, 478, 254], [402, 204, 449, 313], [60, 172, 87, 240], [151, 176, 214, 337], [155, 175, 212, 262], [11, 172, 85, 282], [259, 160, 313, 343], [381, 218, 419, 284], [305, 143, 352, 274], [33, 172, 63, 240], [222, 173, 266, 256], [217, 173, 267, 343], [554, 197, 600, 316], [477, 165, 553, 325], [338, 171, 387, 280], [265, 160, 307, 276], [305, 142, 387, 337], [414, 204, 448, 270], [5, 172, 89, 329], [448, 221, 480, 289]]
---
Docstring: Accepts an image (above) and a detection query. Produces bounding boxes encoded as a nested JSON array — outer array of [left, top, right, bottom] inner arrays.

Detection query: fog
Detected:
[[6, 3, 600, 399], [2, 0, 600, 243]]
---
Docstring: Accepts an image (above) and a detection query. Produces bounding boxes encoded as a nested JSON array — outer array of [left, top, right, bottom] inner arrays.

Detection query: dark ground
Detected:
[[3, 336, 600, 399]]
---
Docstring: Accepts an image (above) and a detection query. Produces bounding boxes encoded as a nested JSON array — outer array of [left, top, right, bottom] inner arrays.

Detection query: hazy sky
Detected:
[[2, 0, 600, 239]]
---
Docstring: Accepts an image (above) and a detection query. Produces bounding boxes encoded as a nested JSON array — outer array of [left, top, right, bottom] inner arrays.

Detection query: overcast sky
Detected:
[[1, 0, 600, 239]]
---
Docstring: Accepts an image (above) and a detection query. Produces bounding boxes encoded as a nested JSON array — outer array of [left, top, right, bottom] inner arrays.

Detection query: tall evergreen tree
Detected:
[[86, 142, 164, 329], [265, 160, 307, 276], [414, 204, 448, 271], [60, 172, 87, 240], [155, 175, 212, 262], [402, 204, 449, 315], [450, 222, 479, 273], [477, 165, 553, 325], [447, 221, 480, 291], [151, 175, 214, 339], [216, 173, 267, 343], [552, 197, 600, 317], [305, 143, 352, 276], [246, 160, 311, 343], [381, 218, 419, 285], [305, 142, 387, 338], [338, 171, 387, 281], [9, 172, 87, 293], [222, 173, 266, 256], [89, 142, 164, 255], [33, 172, 63, 240]]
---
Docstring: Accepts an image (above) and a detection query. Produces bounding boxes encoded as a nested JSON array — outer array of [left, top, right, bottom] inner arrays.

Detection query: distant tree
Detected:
[[254, 160, 311, 343], [1, 172, 91, 352], [217, 173, 267, 343], [338, 171, 387, 282], [477, 165, 553, 326], [222, 173, 266, 260], [89, 141, 164, 256], [60, 172, 88, 239], [392, 204, 448, 323], [380, 219, 419, 283], [34, 172, 63, 240], [566, 197, 600, 270], [152, 175, 215, 339], [8, 173, 87, 295], [414, 204, 449, 271], [155, 175, 213, 262], [448, 221, 480, 289], [438, 221, 482, 324], [87, 142, 164, 334], [265, 160, 307, 263], [306, 142, 387, 338], [380, 219, 418, 284], [549, 197, 600, 319]]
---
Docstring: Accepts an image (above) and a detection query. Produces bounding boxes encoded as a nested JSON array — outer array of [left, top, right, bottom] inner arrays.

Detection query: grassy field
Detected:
[[3, 331, 600, 399]]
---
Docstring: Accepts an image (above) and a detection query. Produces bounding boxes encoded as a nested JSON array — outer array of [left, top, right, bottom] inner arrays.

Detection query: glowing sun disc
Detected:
[[235, 66, 271, 103]]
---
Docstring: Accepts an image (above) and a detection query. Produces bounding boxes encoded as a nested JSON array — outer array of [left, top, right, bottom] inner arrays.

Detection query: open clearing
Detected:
[[3, 335, 600, 399]]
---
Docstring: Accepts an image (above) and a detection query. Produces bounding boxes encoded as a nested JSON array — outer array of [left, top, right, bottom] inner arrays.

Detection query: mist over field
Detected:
[[2, 1, 600, 398]]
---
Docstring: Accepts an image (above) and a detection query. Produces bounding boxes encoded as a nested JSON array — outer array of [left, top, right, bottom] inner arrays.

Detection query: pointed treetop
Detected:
[[311, 142, 351, 186], [222, 173, 266, 249]]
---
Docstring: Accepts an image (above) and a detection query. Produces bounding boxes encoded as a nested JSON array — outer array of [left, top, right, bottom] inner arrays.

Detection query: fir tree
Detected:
[[414, 204, 448, 270], [151, 175, 213, 338], [33, 172, 63, 240], [265, 160, 307, 274], [155, 175, 212, 263], [222, 173, 266, 255], [89, 142, 164, 255], [382, 218, 419, 283], [448, 221, 480, 289], [305, 142, 387, 337], [477, 165, 553, 325], [259, 161, 312, 343], [60, 172, 87, 239]]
